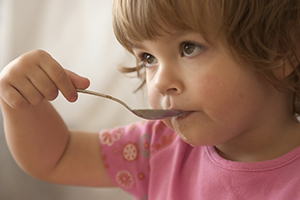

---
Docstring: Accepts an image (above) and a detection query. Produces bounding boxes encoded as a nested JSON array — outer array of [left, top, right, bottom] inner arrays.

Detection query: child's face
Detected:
[[132, 31, 280, 146]]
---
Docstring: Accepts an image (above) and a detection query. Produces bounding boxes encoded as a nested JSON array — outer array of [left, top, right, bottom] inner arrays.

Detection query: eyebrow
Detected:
[[169, 30, 191, 39], [131, 43, 144, 50], [131, 31, 192, 50]]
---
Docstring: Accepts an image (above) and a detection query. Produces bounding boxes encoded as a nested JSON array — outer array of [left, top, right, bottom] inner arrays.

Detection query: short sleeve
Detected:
[[99, 120, 178, 199], [99, 120, 153, 199]]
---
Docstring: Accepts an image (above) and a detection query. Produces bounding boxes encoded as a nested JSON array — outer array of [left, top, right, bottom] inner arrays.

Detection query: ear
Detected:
[[274, 27, 300, 79], [274, 57, 299, 79]]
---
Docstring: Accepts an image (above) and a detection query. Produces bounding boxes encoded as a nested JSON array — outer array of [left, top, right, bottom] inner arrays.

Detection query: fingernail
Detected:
[[70, 93, 78, 102]]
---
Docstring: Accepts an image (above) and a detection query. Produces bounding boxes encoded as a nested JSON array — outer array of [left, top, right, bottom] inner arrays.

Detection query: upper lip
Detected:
[[161, 104, 195, 113]]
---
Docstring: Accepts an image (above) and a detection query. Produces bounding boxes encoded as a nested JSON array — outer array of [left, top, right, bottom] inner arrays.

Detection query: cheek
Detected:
[[147, 84, 161, 109], [195, 73, 257, 121]]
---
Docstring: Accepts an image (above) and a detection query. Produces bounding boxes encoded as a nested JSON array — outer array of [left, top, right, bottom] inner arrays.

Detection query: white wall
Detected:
[[0, 0, 148, 199]]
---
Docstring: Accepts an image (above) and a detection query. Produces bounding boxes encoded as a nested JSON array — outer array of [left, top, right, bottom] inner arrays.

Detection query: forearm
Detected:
[[0, 50, 112, 187], [1, 98, 70, 178]]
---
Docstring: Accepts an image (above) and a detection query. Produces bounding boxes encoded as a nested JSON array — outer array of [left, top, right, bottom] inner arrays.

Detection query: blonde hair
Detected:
[[112, 0, 300, 114]]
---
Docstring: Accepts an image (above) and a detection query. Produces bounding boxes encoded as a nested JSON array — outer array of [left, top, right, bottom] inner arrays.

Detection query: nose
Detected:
[[153, 63, 183, 96]]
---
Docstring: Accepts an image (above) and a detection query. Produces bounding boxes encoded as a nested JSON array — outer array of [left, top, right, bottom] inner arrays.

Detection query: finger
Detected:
[[65, 69, 90, 89], [26, 66, 59, 101], [38, 53, 77, 102], [4, 54, 60, 102], [0, 83, 30, 109], [11, 76, 45, 106], [0, 66, 43, 108]]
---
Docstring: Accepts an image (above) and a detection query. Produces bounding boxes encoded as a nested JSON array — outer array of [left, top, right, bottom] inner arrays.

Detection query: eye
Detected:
[[139, 53, 158, 67], [182, 42, 204, 57]]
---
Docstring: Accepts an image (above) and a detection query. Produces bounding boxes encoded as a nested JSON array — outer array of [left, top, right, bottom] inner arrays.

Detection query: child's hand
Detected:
[[0, 50, 90, 109]]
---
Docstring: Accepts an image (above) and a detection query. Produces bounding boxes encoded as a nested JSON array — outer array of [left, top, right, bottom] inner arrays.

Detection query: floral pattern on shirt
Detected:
[[100, 120, 179, 199], [139, 134, 151, 158], [151, 122, 177, 153], [102, 154, 109, 169], [116, 170, 134, 189], [123, 142, 139, 162], [100, 128, 123, 146]]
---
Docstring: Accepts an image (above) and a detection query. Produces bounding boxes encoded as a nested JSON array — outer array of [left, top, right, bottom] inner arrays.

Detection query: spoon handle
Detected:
[[76, 89, 132, 111]]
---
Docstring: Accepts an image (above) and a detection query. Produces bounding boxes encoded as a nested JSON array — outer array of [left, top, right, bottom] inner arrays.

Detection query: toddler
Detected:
[[1, 0, 300, 199]]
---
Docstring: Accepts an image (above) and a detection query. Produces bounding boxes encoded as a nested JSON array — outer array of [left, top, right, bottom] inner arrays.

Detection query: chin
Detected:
[[161, 119, 174, 129]]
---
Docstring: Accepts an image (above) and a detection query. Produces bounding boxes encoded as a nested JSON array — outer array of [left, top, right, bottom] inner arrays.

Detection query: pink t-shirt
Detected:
[[100, 120, 300, 200]]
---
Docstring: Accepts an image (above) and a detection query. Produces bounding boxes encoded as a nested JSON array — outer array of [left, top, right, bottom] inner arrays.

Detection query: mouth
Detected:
[[172, 110, 194, 119]]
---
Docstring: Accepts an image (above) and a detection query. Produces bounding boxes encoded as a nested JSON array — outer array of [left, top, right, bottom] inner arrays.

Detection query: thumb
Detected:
[[65, 69, 90, 89]]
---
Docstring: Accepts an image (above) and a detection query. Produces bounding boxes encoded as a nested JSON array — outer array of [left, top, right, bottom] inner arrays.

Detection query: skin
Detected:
[[1, 30, 300, 188], [0, 50, 115, 187], [132, 31, 300, 162]]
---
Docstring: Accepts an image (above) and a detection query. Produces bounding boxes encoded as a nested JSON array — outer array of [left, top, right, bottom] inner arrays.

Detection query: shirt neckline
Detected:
[[206, 145, 300, 172]]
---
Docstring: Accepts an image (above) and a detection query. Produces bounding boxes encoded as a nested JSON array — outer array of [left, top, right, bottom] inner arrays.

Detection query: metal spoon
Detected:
[[76, 89, 182, 120]]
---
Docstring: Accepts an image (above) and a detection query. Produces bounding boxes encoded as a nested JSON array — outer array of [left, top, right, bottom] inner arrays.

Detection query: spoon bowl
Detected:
[[76, 89, 182, 120]]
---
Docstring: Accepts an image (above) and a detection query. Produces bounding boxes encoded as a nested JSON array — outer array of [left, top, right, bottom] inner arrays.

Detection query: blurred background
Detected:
[[0, 0, 148, 199]]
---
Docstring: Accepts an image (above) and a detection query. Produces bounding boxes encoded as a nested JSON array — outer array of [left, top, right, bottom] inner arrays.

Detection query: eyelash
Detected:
[[137, 53, 156, 68], [137, 42, 205, 68], [181, 42, 205, 57]]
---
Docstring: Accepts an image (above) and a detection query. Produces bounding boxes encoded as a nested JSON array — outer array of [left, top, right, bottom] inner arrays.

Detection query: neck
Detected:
[[215, 115, 300, 162], [215, 87, 300, 162]]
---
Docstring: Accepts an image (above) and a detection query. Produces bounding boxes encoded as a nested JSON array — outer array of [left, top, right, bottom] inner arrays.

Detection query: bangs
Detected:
[[112, 0, 221, 53]]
